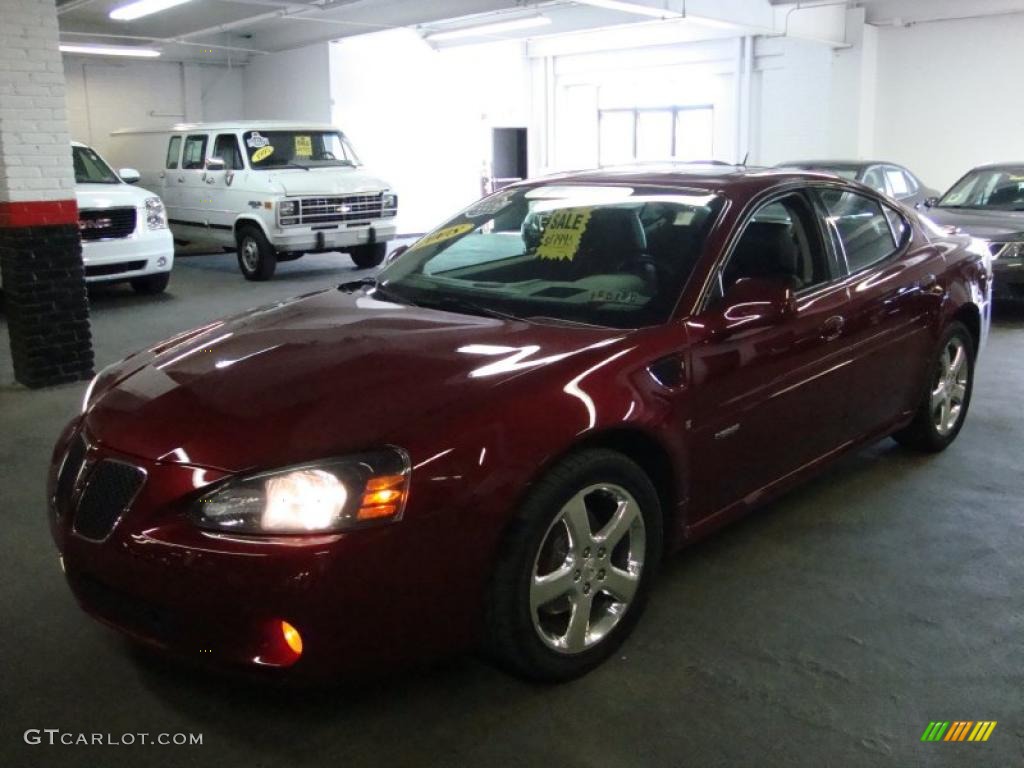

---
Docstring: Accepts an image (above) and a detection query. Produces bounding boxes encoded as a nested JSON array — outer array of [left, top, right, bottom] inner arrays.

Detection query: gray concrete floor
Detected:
[[1, 250, 1022, 767]]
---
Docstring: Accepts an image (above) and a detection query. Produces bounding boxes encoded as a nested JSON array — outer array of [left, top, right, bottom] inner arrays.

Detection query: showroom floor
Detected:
[[1, 251, 1022, 767]]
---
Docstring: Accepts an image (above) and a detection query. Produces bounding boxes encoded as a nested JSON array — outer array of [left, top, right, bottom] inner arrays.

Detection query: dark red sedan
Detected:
[[50, 166, 992, 681]]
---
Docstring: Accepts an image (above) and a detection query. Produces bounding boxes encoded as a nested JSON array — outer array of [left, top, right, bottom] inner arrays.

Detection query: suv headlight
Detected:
[[145, 197, 167, 230], [279, 200, 297, 216], [191, 448, 410, 534]]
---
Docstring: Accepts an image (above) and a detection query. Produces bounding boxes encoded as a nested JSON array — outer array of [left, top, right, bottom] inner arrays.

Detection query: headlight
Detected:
[[145, 197, 167, 230], [382, 192, 398, 215], [191, 448, 410, 534], [279, 200, 297, 216]]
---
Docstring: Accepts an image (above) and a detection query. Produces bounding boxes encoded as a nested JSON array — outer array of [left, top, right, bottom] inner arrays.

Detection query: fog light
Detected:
[[281, 620, 303, 656], [157, 256, 167, 267]]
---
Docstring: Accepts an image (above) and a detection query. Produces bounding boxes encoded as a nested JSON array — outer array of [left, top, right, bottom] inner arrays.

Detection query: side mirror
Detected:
[[119, 168, 140, 184], [384, 244, 409, 266], [205, 158, 226, 172], [713, 277, 796, 335], [922, 196, 938, 208]]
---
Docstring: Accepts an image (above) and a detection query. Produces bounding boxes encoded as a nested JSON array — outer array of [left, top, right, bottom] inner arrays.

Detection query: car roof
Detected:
[[110, 121, 340, 135], [518, 164, 847, 195], [779, 160, 907, 170], [966, 162, 1024, 172]]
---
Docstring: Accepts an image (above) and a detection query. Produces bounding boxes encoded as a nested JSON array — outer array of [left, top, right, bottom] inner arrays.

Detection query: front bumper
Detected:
[[82, 228, 174, 283], [271, 220, 397, 254], [992, 256, 1024, 301], [49, 423, 478, 679]]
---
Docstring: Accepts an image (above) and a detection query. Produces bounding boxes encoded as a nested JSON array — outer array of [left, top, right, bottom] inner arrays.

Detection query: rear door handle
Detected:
[[821, 315, 845, 342]]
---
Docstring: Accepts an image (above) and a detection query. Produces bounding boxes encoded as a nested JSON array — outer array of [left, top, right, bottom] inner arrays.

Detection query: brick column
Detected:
[[0, 0, 93, 388]]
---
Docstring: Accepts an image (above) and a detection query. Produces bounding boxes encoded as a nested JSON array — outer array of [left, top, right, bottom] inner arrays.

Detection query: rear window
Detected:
[[820, 189, 898, 272]]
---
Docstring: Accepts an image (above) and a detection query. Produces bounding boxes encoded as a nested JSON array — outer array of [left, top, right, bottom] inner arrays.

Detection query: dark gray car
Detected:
[[922, 163, 1024, 301], [778, 160, 939, 208]]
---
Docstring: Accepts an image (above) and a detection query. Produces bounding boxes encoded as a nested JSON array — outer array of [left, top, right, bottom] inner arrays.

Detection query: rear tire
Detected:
[[130, 272, 170, 295], [349, 243, 386, 269], [236, 225, 277, 281], [893, 321, 975, 452], [484, 449, 662, 682]]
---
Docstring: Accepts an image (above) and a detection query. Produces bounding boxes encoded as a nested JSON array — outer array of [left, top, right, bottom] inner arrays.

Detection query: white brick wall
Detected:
[[0, 0, 75, 203]]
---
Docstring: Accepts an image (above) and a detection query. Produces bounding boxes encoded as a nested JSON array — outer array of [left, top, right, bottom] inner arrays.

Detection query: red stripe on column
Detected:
[[0, 200, 79, 228]]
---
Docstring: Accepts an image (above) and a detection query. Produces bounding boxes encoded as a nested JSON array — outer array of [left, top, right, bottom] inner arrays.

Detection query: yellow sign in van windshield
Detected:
[[294, 136, 313, 157], [537, 207, 594, 261], [252, 146, 274, 163]]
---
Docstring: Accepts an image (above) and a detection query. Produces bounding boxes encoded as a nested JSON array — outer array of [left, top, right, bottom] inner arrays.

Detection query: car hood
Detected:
[[76, 182, 155, 209], [265, 168, 392, 197], [84, 289, 626, 472], [924, 207, 1024, 240]]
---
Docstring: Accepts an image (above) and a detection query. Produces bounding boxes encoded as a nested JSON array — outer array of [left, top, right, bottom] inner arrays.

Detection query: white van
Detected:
[[109, 122, 398, 281], [72, 141, 174, 293]]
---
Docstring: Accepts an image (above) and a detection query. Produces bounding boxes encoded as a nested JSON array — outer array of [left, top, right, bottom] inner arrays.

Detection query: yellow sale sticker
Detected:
[[294, 135, 312, 157], [537, 207, 593, 261], [410, 222, 474, 251], [251, 146, 274, 163]]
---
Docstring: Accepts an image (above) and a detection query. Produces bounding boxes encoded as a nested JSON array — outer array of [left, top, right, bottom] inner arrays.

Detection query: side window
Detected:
[[165, 136, 182, 170], [884, 205, 909, 245], [212, 134, 243, 170], [820, 189, 898, 272], [719, 193, 830, 296], [884, 166, 910, 198], [181, 134, 207, 170], [862, 166, 886, 194]]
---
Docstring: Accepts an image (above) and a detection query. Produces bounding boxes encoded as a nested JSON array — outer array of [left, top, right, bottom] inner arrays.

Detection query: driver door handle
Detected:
[[821, 315, 845, 342]]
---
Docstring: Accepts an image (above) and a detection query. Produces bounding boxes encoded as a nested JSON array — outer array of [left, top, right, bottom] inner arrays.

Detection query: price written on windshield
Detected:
[[537, 207, 593, 261]]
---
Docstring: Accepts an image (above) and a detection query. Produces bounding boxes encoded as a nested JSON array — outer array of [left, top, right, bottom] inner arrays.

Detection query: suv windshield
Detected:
[[72, 145, 119, 184], [379, 184, 723, 329], [242, 130, 360, 169], [939, 168, 1024, 210]]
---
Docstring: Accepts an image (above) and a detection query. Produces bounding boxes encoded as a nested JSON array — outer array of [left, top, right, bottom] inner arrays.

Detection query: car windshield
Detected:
[[242, 130, 361, 169], [72, 145, 119, 184], [939, 169, 1024, 210], [379, 184, 723, 329]]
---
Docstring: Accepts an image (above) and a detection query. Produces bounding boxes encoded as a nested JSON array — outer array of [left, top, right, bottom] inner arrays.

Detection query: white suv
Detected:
[[72, 141, 174, 293], [109, 122, 398, 281]]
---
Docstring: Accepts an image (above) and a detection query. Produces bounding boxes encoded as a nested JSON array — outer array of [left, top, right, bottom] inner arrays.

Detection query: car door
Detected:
[[686, 190, 852, 517], [203, 133, 246, 241], [814, 187, 937, 438], [175, 133, 210, 236], [159, 135, 183, 224]]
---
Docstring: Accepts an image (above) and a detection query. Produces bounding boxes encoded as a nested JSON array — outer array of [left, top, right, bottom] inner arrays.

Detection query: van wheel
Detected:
[[349, 243, 386, 269], [484, 449, 662, 682], [236, 226, 277, 281], [130, 273, 170, 295]]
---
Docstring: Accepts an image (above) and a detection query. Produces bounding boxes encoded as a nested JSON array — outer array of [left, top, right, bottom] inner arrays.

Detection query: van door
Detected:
[[160, 135, 184, 225], [175, 133, 213, 239], [202, 133, 246, 242]]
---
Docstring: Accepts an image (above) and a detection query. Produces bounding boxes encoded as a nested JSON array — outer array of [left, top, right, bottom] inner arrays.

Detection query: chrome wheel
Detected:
[[240, 236, 260, 273], [931, 336, 969, 436], [530, 483, 646, 654]]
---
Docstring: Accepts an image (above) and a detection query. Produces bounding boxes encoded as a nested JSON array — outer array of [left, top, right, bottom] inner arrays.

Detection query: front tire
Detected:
[[236, 226, 277, 281], [349, 242, 386, 269], [130, 272, 170, 295], [484, 449, 662, 682], [893, 321, 975, 452]]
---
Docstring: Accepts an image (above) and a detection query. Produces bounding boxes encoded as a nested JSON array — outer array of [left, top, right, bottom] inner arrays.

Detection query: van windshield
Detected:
[[72, 145, 119, 184], [242, 130, 361, 170]]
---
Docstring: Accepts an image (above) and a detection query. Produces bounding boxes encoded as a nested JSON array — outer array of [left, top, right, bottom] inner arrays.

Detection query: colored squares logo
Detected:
[[921, 721, 997, 742]]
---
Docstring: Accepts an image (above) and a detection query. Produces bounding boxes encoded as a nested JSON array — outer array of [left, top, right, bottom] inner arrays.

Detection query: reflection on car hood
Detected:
[[925, 207, 1024, 240], [84, 289, 624, 472], [76, 182, 154, 209], [267, 168, 391, 197]]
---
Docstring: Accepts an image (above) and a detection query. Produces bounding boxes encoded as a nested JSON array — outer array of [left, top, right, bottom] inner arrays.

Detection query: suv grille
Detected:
[[55, 434, 88, 517], [79, 207, 137, 241], [282, 194, 397, 226], [73, 460, 146, 541]]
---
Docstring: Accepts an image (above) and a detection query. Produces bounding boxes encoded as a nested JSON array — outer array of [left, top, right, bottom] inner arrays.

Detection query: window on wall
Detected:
[[598, 106, 714, 166]]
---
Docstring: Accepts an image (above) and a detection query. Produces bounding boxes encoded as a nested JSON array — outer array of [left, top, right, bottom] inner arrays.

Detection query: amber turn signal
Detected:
[[281, 620, 303, 656], [357, 474, 408, 521]]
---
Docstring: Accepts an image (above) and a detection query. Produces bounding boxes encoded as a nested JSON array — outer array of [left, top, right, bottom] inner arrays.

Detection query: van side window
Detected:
[[165, 136, 182, 170], [182, 135, 207, 170], [212, 134, 243, 170]]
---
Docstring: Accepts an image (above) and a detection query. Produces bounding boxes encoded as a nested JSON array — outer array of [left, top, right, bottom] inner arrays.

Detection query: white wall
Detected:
[[874, 13, 1024, 192], [63, 57, 244, 159], [243, 44, 332, 124], [330, 29, 530, 233]]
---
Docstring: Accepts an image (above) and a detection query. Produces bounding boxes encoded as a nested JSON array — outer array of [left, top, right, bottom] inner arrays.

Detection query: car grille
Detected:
[[79, 207, 137, 241], [54, 434, 88, 518], [282, 193, 397, 226], [72, 460, 146, 541]]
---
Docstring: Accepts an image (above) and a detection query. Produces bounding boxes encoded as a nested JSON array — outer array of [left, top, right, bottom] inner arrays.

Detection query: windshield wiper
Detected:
[[523, 315, 607, 328], [412, 295, 522, 322]]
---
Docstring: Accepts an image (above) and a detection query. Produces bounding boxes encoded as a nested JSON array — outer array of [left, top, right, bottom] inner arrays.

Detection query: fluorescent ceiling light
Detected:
[[59, 44, 161, 57], [427, 15, 552, 41], [109, 0, 193, 22], [573, 0, 682, 19]]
